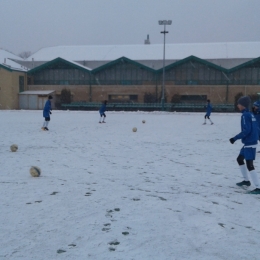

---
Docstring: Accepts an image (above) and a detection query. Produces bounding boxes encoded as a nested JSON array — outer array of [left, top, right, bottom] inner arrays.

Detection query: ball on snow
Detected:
[[30, 166, 41, 177], [142, 120, 146, 123], [132, 127, 137, 132], [10, 144, 18, 152]]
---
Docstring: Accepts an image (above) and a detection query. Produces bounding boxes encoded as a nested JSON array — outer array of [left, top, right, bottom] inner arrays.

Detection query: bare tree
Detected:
[[18, 51, 32, 59]]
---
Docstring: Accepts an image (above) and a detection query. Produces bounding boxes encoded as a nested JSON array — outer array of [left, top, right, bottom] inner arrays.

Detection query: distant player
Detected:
[[203, 99, 213, 125], [42, 95, 52, 131], [229, 96, 260, 194], [99, 100, 107, 123]]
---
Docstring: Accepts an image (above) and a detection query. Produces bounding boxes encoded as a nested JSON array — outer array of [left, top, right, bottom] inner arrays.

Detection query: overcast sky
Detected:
[[1, 0, 260, 55]]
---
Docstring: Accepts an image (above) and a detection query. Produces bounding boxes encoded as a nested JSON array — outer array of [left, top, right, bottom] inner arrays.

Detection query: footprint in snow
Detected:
[[102, 223, 111, 232], [105, 208, 120, 219], [50, 192, 59, 195], [108, 240, 120, 251]]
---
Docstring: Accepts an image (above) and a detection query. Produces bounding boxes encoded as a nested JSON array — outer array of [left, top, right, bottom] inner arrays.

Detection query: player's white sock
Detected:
[[43, 121, 46, 127], [102, 118, 105, 122], [209, 119, 213, 124], [99, 116, 102, 122], [45, 121, 49, 127], [250, 170, 260, 188], [239, 164, 249, 181]]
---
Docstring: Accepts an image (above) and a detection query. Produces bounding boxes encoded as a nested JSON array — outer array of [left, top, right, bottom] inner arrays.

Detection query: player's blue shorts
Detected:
[[239, 146, 256, 160]]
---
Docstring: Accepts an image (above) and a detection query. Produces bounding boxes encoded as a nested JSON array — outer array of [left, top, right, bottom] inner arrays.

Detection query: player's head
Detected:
[[252, 101, 260, 111], [48, 95, 53, 100], [207, 99, 210, 103], [104, 100, 107, 105], [237, 96, 250, 111]]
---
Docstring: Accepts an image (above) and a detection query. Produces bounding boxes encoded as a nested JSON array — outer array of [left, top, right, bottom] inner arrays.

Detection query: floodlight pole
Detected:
[[159, 20, 172, 111]]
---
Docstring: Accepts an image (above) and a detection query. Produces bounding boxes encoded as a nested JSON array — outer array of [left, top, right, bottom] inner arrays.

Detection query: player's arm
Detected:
[[234, 115, 252, 141]]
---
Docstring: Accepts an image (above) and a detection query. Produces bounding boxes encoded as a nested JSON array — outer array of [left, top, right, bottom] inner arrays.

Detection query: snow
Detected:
[[19, 90, 55, 95], [26, 42, 260, 61], [0, 49, 28, 71], [0, 49, 23, 62], [1, 110, 260, 260], [0, 60, 28, 72]]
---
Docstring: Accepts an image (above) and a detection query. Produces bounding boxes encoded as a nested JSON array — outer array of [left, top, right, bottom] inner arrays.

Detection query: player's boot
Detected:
[[211, 123, 214, 125], [44, 127, 49, 131], [203, 123, 206, 125], [247, 188, 260, 194], [102, 121, 106, 123], [41, 127, 45, 130], [236, 180, 251, 186], [99, 121, 102, 123]]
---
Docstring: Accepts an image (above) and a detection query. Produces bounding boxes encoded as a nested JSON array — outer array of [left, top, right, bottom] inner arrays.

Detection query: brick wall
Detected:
[[0, 69, 26, 109], [28, 84, 260, 105]]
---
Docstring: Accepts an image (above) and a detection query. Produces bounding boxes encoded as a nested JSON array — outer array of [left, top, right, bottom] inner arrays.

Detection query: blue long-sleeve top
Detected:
[[43, 100, 52, 117], [99, 104, 106, 114], [205, 103, 212, 116], [233, 109, 258, 146]]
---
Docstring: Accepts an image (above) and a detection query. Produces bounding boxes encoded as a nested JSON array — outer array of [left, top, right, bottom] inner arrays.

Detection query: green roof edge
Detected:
[[156, 55, 228, 73], [27, 57, 91, 74], [229, 56, 260, 73], [92, 56, 156, 73]]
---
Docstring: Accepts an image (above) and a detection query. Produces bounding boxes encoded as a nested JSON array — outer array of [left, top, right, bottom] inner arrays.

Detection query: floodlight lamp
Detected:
[[158, 20, 163, 25], [167, 20, 172, 25]]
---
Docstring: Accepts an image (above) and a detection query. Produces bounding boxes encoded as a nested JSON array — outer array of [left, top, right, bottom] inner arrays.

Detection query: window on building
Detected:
[[108, 94, 138, 103], [19, 76, 24, 92], [180, 95, 207, 103]]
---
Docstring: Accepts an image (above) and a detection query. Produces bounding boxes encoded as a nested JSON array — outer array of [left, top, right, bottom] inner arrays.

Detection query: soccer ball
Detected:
[[132, 127, 137, 132], [142, 120, 146, 123], [10, 144, 18, 152], [30, 166, 41, 177]]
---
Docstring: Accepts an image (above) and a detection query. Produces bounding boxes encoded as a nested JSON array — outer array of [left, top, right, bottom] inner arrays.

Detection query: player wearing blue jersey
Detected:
[[203, 99, 214, 125], [99, 100, 107, 123], [42, 95, 52, 131], [229, 96, 260, 194]]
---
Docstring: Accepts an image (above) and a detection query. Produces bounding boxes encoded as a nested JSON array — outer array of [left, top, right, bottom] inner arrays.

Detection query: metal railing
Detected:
[[61, 102, 235, 112]]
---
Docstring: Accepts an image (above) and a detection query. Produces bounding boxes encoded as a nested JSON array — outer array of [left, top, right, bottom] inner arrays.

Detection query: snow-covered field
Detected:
[[1, 110, 260, 260]]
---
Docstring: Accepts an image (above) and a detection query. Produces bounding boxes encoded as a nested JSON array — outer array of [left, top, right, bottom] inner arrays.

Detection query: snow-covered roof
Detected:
[[0, 49, 23, 61], [0, 49, 28, 71], [19, 90, 55, 95], [1, 59, 29, 72], [60, 57, 92, 71], [27, 42, 260, 61], [26, 57, 92, 74]]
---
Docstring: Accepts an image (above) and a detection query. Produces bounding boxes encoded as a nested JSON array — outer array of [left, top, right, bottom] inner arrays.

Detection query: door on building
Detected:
[[38, 96, 47, 109]]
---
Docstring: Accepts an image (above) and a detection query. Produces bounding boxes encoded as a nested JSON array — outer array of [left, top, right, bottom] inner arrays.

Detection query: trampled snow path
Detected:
[[1, 110, 260, 260]]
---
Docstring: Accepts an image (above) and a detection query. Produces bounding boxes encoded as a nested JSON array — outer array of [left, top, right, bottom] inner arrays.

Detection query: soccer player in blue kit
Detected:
[[229, 96, 260, 194]]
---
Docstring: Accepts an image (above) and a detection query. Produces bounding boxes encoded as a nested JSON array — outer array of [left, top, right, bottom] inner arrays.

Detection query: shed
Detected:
[[19, 90, 55, 110]]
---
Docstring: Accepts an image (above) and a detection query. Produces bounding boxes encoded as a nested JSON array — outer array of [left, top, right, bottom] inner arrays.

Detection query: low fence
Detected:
[[61, 102, 235, 112]]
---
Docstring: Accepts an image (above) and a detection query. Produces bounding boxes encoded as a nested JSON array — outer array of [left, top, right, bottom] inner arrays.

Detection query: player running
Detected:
[[203, 99, 214, 125]]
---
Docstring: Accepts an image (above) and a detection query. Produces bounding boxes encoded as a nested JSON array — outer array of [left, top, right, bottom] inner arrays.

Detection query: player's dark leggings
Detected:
[[237, 155, 255, 171], [45, 117, 50, 121], [101, 113, 106, 118], [205, 115, 210, 119]]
